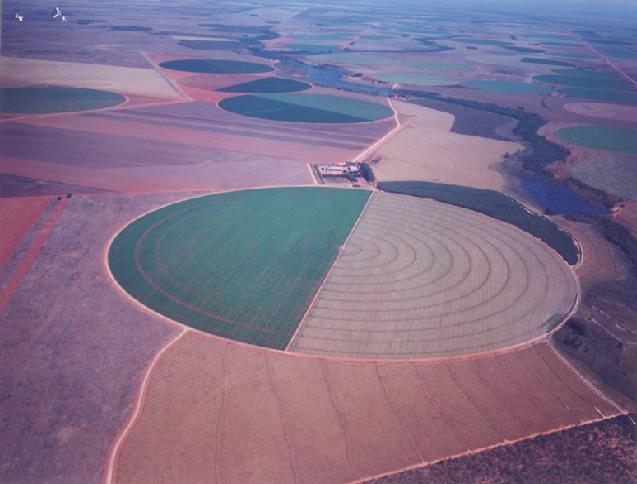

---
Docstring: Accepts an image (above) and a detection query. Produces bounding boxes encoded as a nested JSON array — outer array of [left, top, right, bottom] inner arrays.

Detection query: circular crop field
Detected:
[[218, 92, 393, 123], [159, 59, 273, 74], [110, 188, 578, 359], [217, 77, 311, 93], [108, 187, 370, 349], [0, 87, 125, 113], [555, 125, 637, 155], [289, 192, 579, 359]]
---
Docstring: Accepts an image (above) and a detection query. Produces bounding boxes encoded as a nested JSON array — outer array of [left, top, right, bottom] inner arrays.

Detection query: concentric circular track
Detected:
[[288, 192, 578, 359]]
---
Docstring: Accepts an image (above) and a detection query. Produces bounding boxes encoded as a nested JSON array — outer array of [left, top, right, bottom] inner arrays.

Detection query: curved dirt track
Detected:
[[112, 330, 621, 484], [289, 192, 578, 358]]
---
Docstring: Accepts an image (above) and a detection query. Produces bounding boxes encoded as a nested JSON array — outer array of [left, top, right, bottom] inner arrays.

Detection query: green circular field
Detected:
[[218, 92, 393, 123], [0, 87, 125, 113], [159, 59, 273, 74], [108, 187, 370, 349], [555, 125, 637, 155], [217, 77, 311, 93]]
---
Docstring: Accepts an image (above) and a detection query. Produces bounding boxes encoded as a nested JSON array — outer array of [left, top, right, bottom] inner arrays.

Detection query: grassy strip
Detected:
[[379, 180, 579, 265]]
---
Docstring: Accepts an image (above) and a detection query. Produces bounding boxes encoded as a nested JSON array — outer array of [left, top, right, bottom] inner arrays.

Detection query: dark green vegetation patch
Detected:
[[109, 187, 370, 349], [0, 87, 125, 113], [558, 87, 637, 104], [534, 74, 630, 89], [219, 93, 393, 123], [520, 57, 575, 67], [379, 181, 579, 264], [217, 77, 311, 93], [159, 59, 273, 74]]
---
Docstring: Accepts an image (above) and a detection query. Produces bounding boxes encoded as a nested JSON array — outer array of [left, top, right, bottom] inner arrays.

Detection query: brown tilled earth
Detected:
[[113, 329, 621, 484]]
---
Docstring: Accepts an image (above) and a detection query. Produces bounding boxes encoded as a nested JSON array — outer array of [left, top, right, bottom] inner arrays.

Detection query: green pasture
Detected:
[[159, 59, 273, 74], [109, 187, 370, 349], [219, 92, 392, 123], [0, 87, 125, 113], [555, 125, 637, 156]]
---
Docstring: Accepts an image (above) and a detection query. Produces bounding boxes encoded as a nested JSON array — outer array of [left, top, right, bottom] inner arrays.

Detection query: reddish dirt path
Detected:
[[0, 197, 66, 312], [0, 196, 50, 268], [112, 330, 623, 484]]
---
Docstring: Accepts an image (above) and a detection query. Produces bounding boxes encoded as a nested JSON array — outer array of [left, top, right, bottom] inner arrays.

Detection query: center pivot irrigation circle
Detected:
[[108, 188, 579, 360]]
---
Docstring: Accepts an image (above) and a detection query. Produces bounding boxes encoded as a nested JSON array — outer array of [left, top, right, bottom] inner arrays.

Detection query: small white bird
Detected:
[[51, 6, 62, 19], [15, 12, 24, 22], [61, 15, 67, 22]]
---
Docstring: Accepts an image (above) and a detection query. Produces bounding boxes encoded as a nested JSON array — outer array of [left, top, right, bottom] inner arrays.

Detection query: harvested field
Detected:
[[288, 192, 578, 358], [0, 56, 176, 99], [378, 182, 579, 265], [371, 414, 637, 483], [372, 101, 520, 191], [112, 332, 621, 484], [0, 193, 188, 483], [109, 188, 369, 349], [0, 196, 50, 267], [564, 102, 637, 123]]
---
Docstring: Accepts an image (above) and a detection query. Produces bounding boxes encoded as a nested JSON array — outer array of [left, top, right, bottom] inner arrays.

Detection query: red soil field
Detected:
[[113, 331, 622, 484], [0, 196, 49, 267]]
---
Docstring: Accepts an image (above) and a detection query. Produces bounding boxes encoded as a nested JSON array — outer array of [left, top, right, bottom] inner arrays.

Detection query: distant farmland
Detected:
[[108, 187, 369, 349]]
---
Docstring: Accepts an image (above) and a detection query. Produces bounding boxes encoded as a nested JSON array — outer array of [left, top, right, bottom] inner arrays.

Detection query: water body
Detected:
[[521, 174, 608, 215]]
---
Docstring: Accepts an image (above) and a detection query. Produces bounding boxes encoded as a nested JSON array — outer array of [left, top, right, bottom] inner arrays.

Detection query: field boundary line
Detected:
[[285, 190, 375, 351], [104, 327, 188, 484], [545, 339, 629, 418], [349, 413, 626, 484], [352, 97, 406, 164], [140, 51, 192, 102]]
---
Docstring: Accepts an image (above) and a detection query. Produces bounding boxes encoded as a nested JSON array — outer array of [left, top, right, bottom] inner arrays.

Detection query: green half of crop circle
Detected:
[[0, 86, 125, 113], [218, 92, 393, 123], [108, 187, 370, 349], [159, 58, 273, 74]]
